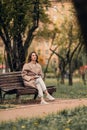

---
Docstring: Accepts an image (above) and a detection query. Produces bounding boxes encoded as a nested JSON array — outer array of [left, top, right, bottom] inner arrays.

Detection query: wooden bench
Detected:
[[0, 71, 56, 103]]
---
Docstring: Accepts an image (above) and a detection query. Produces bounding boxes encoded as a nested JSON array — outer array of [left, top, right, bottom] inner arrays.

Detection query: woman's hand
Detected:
[[31, 76, 35, 80], [31, 75, 39, 80]]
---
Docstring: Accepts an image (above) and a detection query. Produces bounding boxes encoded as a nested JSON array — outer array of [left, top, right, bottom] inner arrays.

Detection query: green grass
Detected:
[[0, 106, 87, 130], [45, 78, 87, 99], [0, 104, 14, 109], [55, 83, 87, 99]]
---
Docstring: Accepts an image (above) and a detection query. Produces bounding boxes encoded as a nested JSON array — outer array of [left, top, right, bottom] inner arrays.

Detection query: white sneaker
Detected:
[[46, 94, 55, 101], [40, 100, 49, 105]]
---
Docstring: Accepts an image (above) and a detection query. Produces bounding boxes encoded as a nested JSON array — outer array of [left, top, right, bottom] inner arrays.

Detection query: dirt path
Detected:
[[0, 98, 87, 122]]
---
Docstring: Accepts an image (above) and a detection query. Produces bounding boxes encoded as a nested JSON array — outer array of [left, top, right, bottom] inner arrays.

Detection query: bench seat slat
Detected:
[[0, 80, 23, 85], [0, 71, 21, 76], [0, 82, 24, 87], [0, 75, 21, 79]]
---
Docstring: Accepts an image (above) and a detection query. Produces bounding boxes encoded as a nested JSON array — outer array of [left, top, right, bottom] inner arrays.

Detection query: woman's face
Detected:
[[31, 53, 37, 62]]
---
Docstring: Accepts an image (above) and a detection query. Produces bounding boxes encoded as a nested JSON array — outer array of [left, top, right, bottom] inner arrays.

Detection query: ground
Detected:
[[0, 98, 87, 122]]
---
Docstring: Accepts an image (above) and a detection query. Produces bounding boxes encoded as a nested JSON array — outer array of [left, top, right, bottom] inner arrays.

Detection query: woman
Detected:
[[22, 51, 55, 104]]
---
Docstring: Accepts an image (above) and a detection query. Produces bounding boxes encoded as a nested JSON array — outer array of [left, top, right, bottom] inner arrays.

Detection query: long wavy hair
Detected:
[[28, 51, 38, 63]]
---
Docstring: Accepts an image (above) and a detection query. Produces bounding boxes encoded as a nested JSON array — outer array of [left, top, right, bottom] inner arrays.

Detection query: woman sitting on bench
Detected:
[[22, 51, 55, 104]]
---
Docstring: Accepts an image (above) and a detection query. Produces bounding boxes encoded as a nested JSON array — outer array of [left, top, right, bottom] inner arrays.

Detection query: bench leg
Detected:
[[33, 92, 38, 100], [49, 92, 53, 95], [2, 93, 6, 102], [16, 94, 21, 103], [0, 89, 2, 103]]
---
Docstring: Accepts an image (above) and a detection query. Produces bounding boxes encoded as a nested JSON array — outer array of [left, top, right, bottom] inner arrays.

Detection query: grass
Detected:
[[0, 106, 87, 130], [0, 104, 15, 109], [45, 77, 87, 99], [55, 83, 87, 99]]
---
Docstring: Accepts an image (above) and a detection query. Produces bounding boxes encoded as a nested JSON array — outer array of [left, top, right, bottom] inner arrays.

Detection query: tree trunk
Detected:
[[68, 62, 73, 86], [44, 53, 53, 80], [59, 62, 66, 84], [68, 73, 73, 86], [13, 33, 25, 71], [4, 33, 26, 71], [72, 0, 87, 50], [60, 72, 65, 84]]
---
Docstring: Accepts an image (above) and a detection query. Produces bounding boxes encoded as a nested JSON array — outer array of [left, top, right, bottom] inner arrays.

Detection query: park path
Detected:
[[0, 98, 87, 122]]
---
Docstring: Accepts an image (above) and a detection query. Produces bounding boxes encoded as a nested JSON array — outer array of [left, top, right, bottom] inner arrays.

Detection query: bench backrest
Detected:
[[0, 71, 24, 91]]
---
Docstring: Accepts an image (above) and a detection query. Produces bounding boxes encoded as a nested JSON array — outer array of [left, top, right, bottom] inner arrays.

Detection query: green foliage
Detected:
[[36, 26, 52, 39], [0, 0, 51, 71], [0, 106, 87, 130]]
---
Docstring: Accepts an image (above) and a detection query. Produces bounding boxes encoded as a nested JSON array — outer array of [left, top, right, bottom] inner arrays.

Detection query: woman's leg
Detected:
[[36, 77, 48, 93], [36, 83, 43, 97], [36, 77, 55, 100], [35, 79, 49, 104]]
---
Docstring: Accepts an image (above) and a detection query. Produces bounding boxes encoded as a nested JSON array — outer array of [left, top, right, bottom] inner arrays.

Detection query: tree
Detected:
[[50, 7, 83, 85], [72, 0, 87, 52], [0, 0, 50, 71]]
